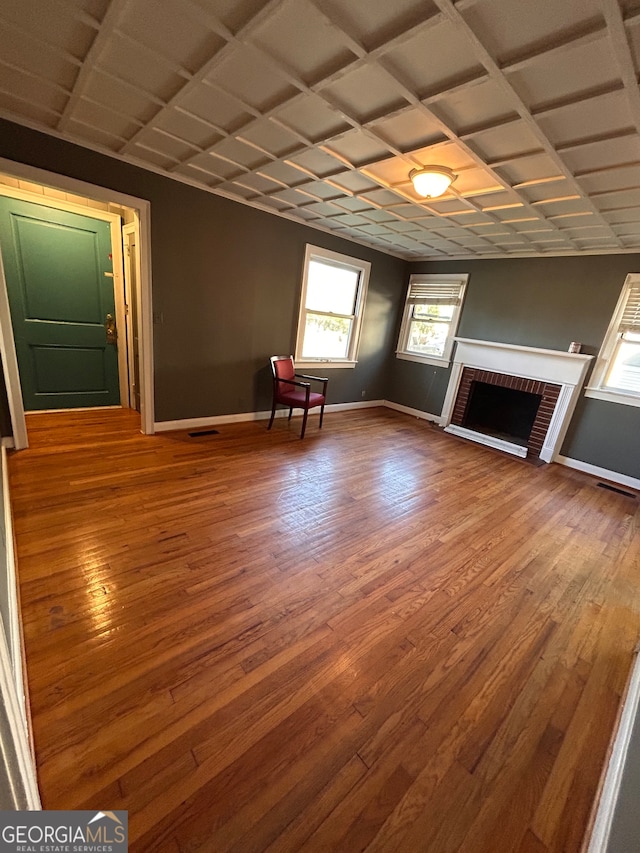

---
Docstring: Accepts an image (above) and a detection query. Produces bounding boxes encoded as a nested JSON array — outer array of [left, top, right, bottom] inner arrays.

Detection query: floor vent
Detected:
[[597, 482, 636, 498], [188, 429, 220, 437]]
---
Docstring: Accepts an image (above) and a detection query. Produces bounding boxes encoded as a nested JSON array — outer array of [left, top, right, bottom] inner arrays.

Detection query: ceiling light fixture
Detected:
[[409, 165, 457, 198]]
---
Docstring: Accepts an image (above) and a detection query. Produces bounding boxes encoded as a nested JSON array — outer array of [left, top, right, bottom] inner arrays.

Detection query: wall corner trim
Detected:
[[555, 455, 640, 492], [0, 446, 40, 809]]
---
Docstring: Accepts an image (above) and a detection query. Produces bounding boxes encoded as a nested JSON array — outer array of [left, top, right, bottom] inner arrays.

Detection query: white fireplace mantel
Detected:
[[441, 338, 593, 463]]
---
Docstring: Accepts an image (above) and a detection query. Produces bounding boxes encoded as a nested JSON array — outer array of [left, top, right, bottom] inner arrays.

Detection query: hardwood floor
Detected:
[[8, 407, 640, 852]]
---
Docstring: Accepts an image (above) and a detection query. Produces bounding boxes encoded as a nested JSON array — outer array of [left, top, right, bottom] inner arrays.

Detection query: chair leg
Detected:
[[301, 408, 309, 439], [288, 407, 293, 421], [319, 404, 325, 429], [268, 401, 276, 430]]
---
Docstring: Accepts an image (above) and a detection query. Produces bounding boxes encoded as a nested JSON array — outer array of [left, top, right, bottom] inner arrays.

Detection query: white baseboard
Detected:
[[383, 400, 443, 425], [326, 399, 385, 413], [153, 399, 385, 433], [154, 411, 266, 432], [1, 437, 14, 449], [586, 651, 640, 853], [556, 455, 640, 492]]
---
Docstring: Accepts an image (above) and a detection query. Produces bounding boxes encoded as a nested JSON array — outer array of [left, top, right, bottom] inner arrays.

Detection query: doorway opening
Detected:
[[0, 160, 154, 447]]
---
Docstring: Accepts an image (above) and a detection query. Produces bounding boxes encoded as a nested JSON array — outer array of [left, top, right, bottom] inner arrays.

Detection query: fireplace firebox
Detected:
[[463, 381, 543, 447]]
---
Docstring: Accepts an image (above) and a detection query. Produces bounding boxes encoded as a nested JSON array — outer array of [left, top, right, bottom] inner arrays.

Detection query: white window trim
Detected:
[[396, 273, 469, 368], [295, 244, 371, 369], [585, 272, 640, 408]]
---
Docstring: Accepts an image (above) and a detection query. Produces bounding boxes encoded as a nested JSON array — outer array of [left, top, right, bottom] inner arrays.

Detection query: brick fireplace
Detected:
[[450, 367, 561, 459], [441, 339, 593, 463]]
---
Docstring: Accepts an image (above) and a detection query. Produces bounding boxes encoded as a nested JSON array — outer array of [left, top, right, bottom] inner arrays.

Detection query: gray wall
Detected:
[[388, 255, 640, 479], [0, 119, 406, 422]]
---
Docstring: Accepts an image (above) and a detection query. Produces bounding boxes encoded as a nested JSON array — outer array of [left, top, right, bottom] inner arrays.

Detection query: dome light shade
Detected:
[[409, 166, 456, 198]]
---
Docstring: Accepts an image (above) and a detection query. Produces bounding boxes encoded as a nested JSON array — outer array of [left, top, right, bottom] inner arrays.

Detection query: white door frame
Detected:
[[122, 222, 140, 410], [0, 158, 154, 445]]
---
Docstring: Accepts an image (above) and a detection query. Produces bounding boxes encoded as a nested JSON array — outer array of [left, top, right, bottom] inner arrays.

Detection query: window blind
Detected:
[[619, 280, 640, 333], [407, 281, 463, 305]]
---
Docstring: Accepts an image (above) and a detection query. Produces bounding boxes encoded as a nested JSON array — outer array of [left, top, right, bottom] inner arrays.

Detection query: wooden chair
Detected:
[[267, 356, 328, 439]]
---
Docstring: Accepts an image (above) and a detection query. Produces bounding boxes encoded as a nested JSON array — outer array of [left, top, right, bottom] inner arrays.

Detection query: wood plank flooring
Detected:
[[8, 407, 640, 852]]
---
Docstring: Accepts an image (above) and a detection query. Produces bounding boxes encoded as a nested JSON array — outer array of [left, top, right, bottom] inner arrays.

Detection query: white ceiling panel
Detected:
[[326, 171, 380, 194], [205, 47, 297, 113], [208, 137, 269, 169], [2, 0, 640, 258], [323, 130, 392, 167], [273, 95, 350, 143], [155, 109, 224, 149], [120, 0, 226, 72], [371, 107, 445, 152], [83, 71, 160, 125], [506, 40, 621, 109], [434, 80, 517, 135], [247, 0, 356, 83], [0, 66, 69, 118], [178, 83, 254, 132], [595, 185, 640, 206], [99, 35, 185, 102], [536, 91, 633, 146], [383, 19, 484, 96], [578, 165, 640, 193], [0, 0, 98, 57], [67, 117, 131, 151], [561, 135, 640, 172], [72, 98, 143, 141], [0, 29, 79, 91], [320, 65, 411, 124], [189, 0, 274, 35], [235, 119, 301, 158], [312, 0, 439, 50], [460, 0, 604, 62]]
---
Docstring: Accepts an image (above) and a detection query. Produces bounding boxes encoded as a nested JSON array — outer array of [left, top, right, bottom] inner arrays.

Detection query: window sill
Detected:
[[295, 360, 357, 370], [396, 352, 450, 369], [584, 387, 640, 409]]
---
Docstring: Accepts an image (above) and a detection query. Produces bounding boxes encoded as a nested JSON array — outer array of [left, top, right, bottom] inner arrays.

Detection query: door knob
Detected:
[[105, 313, 117, 344]]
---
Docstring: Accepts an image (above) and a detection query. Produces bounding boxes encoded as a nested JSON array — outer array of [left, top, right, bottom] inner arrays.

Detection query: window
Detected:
[[295, 244, 371, 368], [396, 273, 468, 367], [586, 273, 640, 408]]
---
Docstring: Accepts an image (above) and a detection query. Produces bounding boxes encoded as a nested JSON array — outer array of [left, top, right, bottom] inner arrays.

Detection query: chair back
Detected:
[[271, 356, 295, 382]]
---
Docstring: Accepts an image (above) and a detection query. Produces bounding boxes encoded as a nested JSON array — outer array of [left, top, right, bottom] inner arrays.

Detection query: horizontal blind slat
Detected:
[[408, 282, 462, 305], [620, 282, 640, 332]]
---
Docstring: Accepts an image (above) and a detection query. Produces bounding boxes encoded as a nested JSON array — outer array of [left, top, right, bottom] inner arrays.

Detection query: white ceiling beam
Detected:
[[599, 0, 640, 136], [58, 0, 133, 133]]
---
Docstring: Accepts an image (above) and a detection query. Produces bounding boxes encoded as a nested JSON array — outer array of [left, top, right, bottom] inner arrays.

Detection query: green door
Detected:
[[0, 197, 120, 410]]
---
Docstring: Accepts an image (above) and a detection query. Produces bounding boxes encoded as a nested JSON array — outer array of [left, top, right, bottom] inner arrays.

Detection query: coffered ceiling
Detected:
[[3, 0, 640, 260]]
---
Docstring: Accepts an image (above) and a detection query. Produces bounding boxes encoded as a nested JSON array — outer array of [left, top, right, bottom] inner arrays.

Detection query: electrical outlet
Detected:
[[361, 390, 366, 398]]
